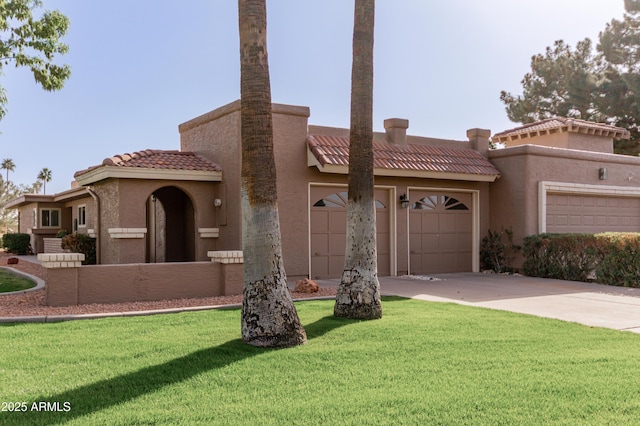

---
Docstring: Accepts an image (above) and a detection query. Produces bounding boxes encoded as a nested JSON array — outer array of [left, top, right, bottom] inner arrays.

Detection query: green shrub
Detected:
[[594, 233, 640, 287], [522, 233, 602, 282], [55, 229, 69, 238], [480, 228, 521, 273], [523, 232, 640, 287], [1, 233, 32, 255], [61, 233, 96, 265]]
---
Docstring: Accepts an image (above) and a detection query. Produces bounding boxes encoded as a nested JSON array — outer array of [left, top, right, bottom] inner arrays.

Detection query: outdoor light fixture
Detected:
[[399, 193, 409, 209], [599, 168, 607, 180]]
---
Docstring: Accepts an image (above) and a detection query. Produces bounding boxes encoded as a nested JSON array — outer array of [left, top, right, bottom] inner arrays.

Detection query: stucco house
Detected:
[[6, 100, 637, 280]]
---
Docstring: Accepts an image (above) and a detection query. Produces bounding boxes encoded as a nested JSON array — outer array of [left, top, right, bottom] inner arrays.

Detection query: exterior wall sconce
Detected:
[[599, 168, 607, 180], [214, 198, 222, 207], [399, 193, 409, 209]]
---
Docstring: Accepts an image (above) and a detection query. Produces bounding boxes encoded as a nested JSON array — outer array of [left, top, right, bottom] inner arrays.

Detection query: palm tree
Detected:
[[37, 167, 52, 194], [238, 0, 306, 347], [334, 0, 382, 320], [1, 158, 15, 182]]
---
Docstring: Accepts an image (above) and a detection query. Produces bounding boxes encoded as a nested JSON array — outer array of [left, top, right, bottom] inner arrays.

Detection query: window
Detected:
[[313, 191, 386, 209], [40, 209, 60, 228], [78, 205, 86, 227]]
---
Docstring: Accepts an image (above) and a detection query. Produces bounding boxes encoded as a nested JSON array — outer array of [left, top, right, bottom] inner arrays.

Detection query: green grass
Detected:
[[1, 297, 640, 425], [0, 269, 36, 293]]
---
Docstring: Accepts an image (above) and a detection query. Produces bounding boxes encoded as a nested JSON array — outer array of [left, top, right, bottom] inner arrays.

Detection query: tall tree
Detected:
[[238, 0, 306, 348], [500, 1, 640, 155], [1, 158, 15, 182], [37, 167, 51, 194], [597, 0, 640, 153], [499, 39, 603, 125], [334, 0, 382, 320], [0, 0, 71, 120]]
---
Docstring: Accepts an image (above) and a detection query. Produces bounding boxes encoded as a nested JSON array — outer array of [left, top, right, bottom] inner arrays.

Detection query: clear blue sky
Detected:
[[1, 0, 626, 194]]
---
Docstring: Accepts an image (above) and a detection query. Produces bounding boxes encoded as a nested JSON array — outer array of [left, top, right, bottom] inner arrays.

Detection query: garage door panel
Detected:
[[409, 213, 422, 232], [439, 214, 457, 233], [439, 234, 457, 252], [421, 214, 439, 231], [310, 211, 329, 233], [456, 214, 472, 232], [329, 211, 347, 233], [422, 234, 438, 253], [329, 234, 346, 254], [311, 234, 328, 255], [409, 191, 473, 274], [547, 193, 640, 233]]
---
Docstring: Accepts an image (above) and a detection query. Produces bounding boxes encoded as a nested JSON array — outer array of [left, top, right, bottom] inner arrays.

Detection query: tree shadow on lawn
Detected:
[[0, 314, 358, 425]]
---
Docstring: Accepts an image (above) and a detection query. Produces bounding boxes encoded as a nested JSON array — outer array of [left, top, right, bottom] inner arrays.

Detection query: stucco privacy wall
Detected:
[[489, 144, 640, 251], [42, 260, 243, 307], [180, 100, 493, 278]]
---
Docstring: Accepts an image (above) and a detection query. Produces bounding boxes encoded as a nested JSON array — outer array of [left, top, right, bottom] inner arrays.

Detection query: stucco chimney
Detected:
[[467, 128, 491, 157], [384, 118, 409, 145]]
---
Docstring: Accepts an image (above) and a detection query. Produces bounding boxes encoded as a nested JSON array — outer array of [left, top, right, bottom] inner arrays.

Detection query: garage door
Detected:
[[546, 193, 640, 233], [409, 191, 472, 274], [310, 187, 390, 279]]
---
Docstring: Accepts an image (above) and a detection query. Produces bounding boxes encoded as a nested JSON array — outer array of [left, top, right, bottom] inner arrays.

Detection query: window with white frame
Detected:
[[40, 209, 60, 228], [78, 205, 86, 227]]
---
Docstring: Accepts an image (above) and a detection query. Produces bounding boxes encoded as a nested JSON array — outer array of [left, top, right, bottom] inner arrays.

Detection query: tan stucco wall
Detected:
[[180, 100, 492, 279], [44, 261, 243, 306], [489, 144, 640, 256]]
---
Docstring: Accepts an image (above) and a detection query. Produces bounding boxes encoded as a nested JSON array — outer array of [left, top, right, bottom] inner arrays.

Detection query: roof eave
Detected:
[[311, 163, 499, 182], [75, 166, 223, 186]]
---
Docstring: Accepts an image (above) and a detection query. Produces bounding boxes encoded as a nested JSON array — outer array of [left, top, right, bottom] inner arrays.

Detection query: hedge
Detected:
[[522, 232, 640, 287], [1, 233, 32, 255]]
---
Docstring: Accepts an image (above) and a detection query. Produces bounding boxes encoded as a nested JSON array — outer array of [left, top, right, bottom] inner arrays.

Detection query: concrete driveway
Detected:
[[319, 273, 640, 333]]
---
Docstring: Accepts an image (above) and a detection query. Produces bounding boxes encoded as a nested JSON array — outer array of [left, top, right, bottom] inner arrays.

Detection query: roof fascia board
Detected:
[[75, 166, 222, 186], [311, 163, 498, 182]]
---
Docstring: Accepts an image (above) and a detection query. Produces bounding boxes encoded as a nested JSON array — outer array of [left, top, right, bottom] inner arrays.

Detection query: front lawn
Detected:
[[1, 298, 639, 425], [0, 269, 36, 293]]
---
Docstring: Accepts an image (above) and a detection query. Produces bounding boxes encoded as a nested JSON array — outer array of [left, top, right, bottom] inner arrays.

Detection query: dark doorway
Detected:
[[146, 186, 195, 262]]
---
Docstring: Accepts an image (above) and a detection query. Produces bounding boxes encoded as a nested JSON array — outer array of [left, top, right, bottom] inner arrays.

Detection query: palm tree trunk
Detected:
[[238, 0, 306, 347], [334, 0, 382, 320]]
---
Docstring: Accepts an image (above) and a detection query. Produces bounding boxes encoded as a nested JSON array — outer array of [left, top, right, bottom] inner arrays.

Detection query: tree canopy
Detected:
[[0, 0, 70, 120], [501, 0, 640, 154]]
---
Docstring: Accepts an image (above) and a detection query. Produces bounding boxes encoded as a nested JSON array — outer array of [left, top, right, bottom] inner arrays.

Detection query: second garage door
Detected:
[[409, 191, 472, 274], [546, 193, 640, 233]]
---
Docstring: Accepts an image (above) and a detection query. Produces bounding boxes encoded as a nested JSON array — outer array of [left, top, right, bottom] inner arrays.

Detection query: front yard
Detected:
[[1, 298, 639, 425]]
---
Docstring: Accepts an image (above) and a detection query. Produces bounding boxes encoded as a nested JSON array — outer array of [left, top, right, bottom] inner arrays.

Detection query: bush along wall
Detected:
[[522, 232, 640, 287], [61, 233, 96, 265], [1, 233, 32, 255]]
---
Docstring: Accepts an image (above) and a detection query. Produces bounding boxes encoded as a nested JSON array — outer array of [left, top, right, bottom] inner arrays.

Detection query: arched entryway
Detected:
[[146, 186, 195, 262]]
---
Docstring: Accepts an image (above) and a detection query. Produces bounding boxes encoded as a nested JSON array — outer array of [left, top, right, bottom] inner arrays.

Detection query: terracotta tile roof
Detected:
[[307, 135, 500, 177], [493, 117, 630, 142], [74, 149, 221, 178]]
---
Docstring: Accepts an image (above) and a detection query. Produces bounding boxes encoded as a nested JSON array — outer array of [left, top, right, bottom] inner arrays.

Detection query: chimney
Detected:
[[384, 118, 409, 145], [467, 128, 491, 157]]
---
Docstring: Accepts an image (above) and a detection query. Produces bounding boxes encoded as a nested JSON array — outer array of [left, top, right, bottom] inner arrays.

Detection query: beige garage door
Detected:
[[409, 191, 472, 274], [310, 187, 390, 279], [546, 193, 640, 233]]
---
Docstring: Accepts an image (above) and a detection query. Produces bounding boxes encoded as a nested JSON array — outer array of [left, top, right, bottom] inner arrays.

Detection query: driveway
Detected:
[[319, 273, 640, 333]]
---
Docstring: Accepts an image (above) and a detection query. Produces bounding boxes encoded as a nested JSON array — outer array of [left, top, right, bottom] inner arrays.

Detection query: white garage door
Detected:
[[546, 193, 640, 233], [409, 191, 472, 274], [310, 187, 390, 279]]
